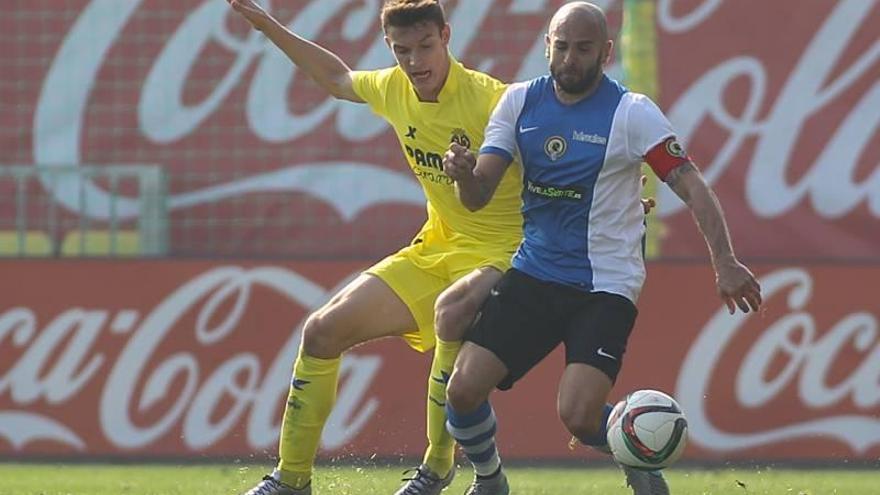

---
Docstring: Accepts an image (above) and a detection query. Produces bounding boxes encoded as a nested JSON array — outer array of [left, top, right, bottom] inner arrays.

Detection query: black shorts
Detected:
[[465, 268, 638, 390]]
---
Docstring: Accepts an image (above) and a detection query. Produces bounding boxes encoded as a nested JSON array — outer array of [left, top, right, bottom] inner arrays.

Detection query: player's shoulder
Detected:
[[458, 63, 507, 96], [490, 76, 548, 114], [495, 79, 534, 105], [355, 65, 407, 89], [502, 75, 551, 106], [621, 91, 650, 106], [604, 74, 629, 94], [606, 73, 651, 109], [618, 89, 664, 117], [374, 65, 407, 86], [520, 75, 551, 93]]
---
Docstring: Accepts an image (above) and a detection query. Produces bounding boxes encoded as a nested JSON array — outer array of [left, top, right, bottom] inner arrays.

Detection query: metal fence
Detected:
[[0, 165, 168, 257]]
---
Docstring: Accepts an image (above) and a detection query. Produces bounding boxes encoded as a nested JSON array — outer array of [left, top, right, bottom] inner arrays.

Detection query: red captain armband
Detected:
[[644, 136, 690, 181]]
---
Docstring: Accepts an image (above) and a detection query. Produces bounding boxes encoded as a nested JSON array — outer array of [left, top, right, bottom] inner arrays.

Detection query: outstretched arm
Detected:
[[443, 143, 510, 211], [665, 162, 762, 314], [227, 0, 362, 102]]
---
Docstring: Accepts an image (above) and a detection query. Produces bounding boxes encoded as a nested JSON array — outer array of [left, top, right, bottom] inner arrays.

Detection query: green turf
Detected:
[[0, 463, 876, 495]]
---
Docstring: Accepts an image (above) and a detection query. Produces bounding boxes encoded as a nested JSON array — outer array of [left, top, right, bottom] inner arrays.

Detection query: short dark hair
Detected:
[[380, 0, 446, 31]]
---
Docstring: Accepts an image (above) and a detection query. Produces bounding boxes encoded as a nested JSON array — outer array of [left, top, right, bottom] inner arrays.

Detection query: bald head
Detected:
[[545, 1, 612, 101], [549, 2, 608, 42]]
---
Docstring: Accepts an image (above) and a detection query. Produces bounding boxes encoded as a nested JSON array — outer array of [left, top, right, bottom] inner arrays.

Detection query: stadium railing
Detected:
[[0, 165, 168, 257]]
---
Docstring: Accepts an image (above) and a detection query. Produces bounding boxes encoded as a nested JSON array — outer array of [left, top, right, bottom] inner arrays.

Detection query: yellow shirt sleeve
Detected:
[[350, 68, 396, 118]]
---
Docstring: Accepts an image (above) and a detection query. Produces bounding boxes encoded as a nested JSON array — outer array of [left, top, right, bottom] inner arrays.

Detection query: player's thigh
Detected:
[[364, 247, 452, 352], [434, 266, 504, 341], [563, 292, 638, 383], [464, 269, 563, 390], [557, 362, 614, 434], [304, 273, 418, 357]]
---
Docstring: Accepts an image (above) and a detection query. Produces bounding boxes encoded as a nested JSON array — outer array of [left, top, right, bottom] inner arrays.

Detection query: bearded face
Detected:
[[550, 49, 604, 95]]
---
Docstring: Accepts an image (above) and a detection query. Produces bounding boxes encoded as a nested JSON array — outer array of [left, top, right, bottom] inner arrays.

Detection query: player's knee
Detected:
[[434, 300, 462, 341], [301, 311, 345, 358], [434, 294, 474, 341], [446, 373, 486, 413], [559, 402, 603, 441]]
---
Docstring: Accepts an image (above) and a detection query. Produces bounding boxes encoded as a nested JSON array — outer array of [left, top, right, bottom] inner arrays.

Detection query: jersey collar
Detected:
[[434, 54, 462, 102]]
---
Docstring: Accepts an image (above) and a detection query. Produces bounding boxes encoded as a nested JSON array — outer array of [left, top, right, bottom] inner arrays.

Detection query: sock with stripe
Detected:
[[276, 351, 341, 489], [446, 401, 502, 477]]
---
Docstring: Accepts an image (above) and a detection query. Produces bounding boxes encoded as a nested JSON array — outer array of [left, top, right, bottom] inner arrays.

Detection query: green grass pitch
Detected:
[[0, 463, 876, 494]]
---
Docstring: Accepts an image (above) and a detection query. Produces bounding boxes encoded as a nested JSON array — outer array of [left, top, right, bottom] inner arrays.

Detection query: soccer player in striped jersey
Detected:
[[441, 3, 762, 495]]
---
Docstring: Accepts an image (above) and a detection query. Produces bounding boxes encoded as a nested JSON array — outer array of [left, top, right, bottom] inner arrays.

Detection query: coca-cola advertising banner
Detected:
[[2, 260, 878, 461], [3, 0, 879, 259]]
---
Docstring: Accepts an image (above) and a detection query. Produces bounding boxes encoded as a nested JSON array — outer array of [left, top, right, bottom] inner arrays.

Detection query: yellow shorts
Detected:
[[366, 237, 515, 353]]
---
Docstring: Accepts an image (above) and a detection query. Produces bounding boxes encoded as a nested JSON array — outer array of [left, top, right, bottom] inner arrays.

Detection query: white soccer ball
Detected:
[[606, 389, 688, 470]]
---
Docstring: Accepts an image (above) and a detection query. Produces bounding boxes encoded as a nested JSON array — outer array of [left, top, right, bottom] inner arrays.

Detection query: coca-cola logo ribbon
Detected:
[[677, 267, 880, 453], [30, 0, 880, 225], [0, 266, 381, 452]]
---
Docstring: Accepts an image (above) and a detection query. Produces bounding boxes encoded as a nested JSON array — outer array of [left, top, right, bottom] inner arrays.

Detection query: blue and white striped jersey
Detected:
[[481, 75, 683, 303]]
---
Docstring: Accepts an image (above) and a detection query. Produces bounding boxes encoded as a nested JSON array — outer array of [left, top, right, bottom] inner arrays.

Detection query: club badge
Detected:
[[544, 136, 567, 161], [451, 128, 471, 149], [665, 137, 686, 158]]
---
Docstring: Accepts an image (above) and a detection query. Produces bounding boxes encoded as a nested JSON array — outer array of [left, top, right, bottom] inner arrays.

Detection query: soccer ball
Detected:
[[606, 389, 688, 470]]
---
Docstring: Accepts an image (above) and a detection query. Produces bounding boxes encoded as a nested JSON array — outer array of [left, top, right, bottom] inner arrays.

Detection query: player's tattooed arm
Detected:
[[666, 162, 762, 314], [666, 162, 733, 264], [663, 163, 696, 201]]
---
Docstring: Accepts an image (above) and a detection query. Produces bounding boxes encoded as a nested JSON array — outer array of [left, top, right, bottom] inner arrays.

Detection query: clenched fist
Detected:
[[443, 142, 476, 183]]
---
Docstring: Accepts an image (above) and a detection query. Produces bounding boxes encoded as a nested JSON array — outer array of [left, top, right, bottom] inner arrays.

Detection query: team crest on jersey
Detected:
[[665, 137, 686, 158], [544, 136, 567, 161], [451, 128, 471, 149]]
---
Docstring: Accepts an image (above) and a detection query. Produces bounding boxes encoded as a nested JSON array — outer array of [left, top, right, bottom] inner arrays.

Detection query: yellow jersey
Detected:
[[351, 57, 522, 250]]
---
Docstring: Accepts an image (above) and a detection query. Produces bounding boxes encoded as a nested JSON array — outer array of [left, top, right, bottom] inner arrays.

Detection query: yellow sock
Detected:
[[422, 338, 461, 477], [276, 351, 341, 489]]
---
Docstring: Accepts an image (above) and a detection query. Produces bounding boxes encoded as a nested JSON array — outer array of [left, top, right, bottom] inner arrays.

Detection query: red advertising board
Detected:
[[2, 0, 879, 259], [2, 261, 878, 461]]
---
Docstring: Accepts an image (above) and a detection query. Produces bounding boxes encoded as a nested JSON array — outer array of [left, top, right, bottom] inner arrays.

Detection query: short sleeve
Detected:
[[626, 93, 690, 181], [480, 82, 528, 163], [350, 69, 392, 117]]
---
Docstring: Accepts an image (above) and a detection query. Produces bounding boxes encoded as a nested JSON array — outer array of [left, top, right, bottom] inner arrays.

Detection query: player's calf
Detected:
[[560, 403, 613, 448]]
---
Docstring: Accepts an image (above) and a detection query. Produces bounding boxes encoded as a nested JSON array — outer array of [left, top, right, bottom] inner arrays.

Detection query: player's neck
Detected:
[[414, 56, 452, 103], [553, 74, 603, 105]]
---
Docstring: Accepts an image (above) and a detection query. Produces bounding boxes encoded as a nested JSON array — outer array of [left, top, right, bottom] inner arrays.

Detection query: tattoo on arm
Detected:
[[666, 161, 735, 265], [665, 162, 698, 203]]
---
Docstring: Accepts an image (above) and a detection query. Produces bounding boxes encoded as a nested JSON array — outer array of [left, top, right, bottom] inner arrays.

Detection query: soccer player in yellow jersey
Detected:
[[227, 1, 521, 494]]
